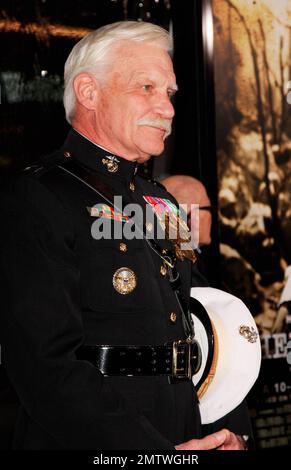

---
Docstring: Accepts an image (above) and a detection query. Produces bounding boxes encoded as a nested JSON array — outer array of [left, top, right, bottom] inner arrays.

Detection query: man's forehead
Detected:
[[110, 41, 174, 71]]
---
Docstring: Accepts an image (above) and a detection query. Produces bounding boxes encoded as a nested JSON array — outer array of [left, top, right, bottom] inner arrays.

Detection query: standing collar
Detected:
[[61, 128, 138, 183]]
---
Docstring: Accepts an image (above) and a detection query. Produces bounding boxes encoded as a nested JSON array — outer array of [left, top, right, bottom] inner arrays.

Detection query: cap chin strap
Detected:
[[196, 319, 219, 399], [190, 297, 218, 397]]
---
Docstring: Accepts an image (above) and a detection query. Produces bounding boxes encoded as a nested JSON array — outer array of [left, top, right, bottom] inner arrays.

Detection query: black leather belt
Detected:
[[77, 340, 201, 381]]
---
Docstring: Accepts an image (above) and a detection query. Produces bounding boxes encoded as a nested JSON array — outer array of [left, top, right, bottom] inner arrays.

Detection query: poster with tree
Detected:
[[214, 0, 291, 449]]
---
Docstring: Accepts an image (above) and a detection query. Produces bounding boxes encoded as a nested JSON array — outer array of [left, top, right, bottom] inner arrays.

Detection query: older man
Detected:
[[161, 175, 212, 247], [0, 21, 250, 449]]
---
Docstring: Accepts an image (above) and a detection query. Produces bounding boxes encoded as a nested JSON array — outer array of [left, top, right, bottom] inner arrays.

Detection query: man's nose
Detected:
[[154, 93, 175, 119]]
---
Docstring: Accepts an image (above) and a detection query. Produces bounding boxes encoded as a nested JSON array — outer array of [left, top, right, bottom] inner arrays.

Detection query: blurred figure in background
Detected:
[[161, 174, 212, 248]]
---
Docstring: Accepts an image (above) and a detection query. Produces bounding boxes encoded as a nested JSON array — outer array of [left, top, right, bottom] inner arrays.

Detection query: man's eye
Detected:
[[142, 84, 153, 92]]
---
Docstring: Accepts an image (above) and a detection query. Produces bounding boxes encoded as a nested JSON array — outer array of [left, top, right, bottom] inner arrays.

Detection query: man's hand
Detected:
[[175, 429, 246, 450], [216, 433, 247, 450]]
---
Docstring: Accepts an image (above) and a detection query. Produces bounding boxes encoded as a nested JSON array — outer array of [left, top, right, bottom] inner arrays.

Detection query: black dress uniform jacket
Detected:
[[0, 129, 252, 449]]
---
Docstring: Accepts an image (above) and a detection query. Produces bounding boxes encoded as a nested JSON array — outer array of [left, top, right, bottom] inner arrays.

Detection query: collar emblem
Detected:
[[102, 155, 119, 173]]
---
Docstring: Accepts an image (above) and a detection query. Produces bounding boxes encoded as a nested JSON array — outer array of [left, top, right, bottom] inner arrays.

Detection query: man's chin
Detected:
[[136, 146, 165, 162], [136, 154, 151, 163], [151, 148, 165, 157], [147, 143, 165, 157]]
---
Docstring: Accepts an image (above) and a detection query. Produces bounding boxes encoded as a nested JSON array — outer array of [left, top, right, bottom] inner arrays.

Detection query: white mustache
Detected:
[[137, 118, 172, 139]]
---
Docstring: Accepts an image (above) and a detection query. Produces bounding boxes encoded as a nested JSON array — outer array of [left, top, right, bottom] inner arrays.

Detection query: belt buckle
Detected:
[[172, 339, 192, 381]]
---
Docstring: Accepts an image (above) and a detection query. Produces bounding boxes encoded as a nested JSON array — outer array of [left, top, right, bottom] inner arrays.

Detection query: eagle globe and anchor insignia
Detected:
[[113, 267, 137, 295], [102, 155, 119, 173]]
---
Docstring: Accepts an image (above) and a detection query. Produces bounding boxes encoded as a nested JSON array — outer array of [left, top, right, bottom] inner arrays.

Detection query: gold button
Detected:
[[169, 312, 177, 324], [160, 265, 167, 277], [146, 222, 153, 233], [119, 242, 127, 252], [129, 181, 135, 191], [64, 151, 71, 158]]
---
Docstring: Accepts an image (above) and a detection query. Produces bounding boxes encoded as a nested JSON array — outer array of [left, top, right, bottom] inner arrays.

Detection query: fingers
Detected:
[[217, 432, 246, 450], [175, 429, 230, 450]]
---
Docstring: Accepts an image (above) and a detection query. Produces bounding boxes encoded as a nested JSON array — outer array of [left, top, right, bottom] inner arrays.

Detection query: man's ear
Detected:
[[73, 73, 100, 111]]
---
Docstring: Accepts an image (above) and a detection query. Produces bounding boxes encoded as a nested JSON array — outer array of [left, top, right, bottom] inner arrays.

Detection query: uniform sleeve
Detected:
[[0, 176, 174, 450]]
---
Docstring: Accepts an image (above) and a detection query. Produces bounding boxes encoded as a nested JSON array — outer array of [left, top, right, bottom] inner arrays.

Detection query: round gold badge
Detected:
[[113, 267, 137, 295]]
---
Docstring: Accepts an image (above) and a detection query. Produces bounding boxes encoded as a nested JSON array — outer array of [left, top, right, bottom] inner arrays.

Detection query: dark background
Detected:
[[0, 0, 219, 449]]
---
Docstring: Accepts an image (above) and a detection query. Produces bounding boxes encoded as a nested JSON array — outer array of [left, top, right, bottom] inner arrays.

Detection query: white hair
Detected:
[[63, 21, 172, 124]]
